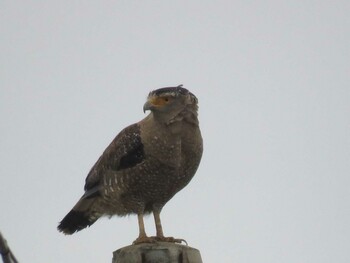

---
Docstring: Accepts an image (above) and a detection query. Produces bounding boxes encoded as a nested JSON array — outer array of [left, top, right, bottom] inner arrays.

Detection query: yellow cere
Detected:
[[150, 96, 171, 106]]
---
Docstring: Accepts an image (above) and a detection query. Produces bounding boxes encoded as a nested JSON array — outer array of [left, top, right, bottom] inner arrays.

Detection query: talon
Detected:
[[177, 238, 188, 245], [151, 236, 188, 245], [172, 238, 188, 245]]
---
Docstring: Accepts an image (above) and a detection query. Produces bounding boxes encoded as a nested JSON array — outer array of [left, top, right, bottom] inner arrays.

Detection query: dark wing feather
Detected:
[[83, 123, 144, 193]]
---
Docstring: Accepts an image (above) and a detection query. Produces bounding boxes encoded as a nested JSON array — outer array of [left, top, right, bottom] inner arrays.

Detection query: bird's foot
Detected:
[[132, 236, 156, 245], [133, 235, 188, 245], [151, 236, 188, 245]]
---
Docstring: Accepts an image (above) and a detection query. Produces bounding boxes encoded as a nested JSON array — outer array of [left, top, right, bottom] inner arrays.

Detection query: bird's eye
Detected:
[[164, 97, 169, 102]]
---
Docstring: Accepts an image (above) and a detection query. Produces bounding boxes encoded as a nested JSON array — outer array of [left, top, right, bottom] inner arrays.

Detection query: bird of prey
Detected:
[[58, 85, 203, 244]]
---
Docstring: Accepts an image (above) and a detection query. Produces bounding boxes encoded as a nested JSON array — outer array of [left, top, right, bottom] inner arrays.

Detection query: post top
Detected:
[[112, 242, 202, 263]]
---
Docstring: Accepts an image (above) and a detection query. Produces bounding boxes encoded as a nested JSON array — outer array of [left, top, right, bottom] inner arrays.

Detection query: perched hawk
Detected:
[[58, 85, 203, 244]]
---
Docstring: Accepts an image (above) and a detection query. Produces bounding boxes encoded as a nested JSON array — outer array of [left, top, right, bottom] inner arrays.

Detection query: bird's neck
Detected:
[[143, 105, 199, 135], [166, 104, 199, 127]]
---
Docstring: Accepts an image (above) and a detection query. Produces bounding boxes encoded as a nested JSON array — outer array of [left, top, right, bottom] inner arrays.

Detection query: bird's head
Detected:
[[143, 85, 198, 116]]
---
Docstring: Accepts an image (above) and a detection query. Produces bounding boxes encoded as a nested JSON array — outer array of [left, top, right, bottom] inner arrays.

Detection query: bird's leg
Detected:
[[153, 209, 164, 238], [152, 209, 187, 245], [133, 213, 153, 244], [137, 213, 147, 239]]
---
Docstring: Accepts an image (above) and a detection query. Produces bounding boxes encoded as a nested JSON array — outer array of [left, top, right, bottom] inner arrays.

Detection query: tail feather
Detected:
[[58, 198, 99, 234]]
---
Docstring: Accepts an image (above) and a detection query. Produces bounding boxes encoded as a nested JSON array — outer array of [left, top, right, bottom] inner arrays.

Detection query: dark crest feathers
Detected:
[[149, 84, 189, 97]]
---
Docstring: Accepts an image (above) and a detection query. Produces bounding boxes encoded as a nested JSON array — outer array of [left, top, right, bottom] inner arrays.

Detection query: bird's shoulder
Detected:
[[84, 123, 144, 192]]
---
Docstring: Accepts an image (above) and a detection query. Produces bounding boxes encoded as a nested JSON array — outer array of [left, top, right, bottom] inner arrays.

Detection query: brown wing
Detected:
[[83, 123, 145, 197]]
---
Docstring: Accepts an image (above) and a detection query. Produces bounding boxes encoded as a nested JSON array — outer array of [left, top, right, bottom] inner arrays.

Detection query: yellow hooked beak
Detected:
[[143, 100, 152, 113], [143, 96, 170, 113]]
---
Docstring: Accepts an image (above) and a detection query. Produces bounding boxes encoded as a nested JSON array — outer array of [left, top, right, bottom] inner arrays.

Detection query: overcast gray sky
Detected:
[[1, 1, 349, 262]]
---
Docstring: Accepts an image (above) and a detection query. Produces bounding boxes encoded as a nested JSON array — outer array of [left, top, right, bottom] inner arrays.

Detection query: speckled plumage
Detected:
[[58, 85, 203, 243]]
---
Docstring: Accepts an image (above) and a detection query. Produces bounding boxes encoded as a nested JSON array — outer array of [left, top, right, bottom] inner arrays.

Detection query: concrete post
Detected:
[[112, 242, 202, 263]]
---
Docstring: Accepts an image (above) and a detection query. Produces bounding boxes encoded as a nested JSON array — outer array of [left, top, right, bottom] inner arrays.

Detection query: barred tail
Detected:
[[57, 197, 99, 234]]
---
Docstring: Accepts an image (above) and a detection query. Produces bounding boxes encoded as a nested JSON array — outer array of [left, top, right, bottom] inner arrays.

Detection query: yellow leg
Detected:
[[152, 209, 187, 245], [137, 213, 147, 238], [133, 213, 151, 244], [153, 210, 164, 238]]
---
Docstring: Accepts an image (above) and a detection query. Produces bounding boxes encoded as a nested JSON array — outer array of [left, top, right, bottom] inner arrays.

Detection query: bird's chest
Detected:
[[141, 119, 202, 172], [146, 130, 182, 168]]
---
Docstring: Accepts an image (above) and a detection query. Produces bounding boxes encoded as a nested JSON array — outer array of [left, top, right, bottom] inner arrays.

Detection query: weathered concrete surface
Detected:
[[112, 242, 202, 263]]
